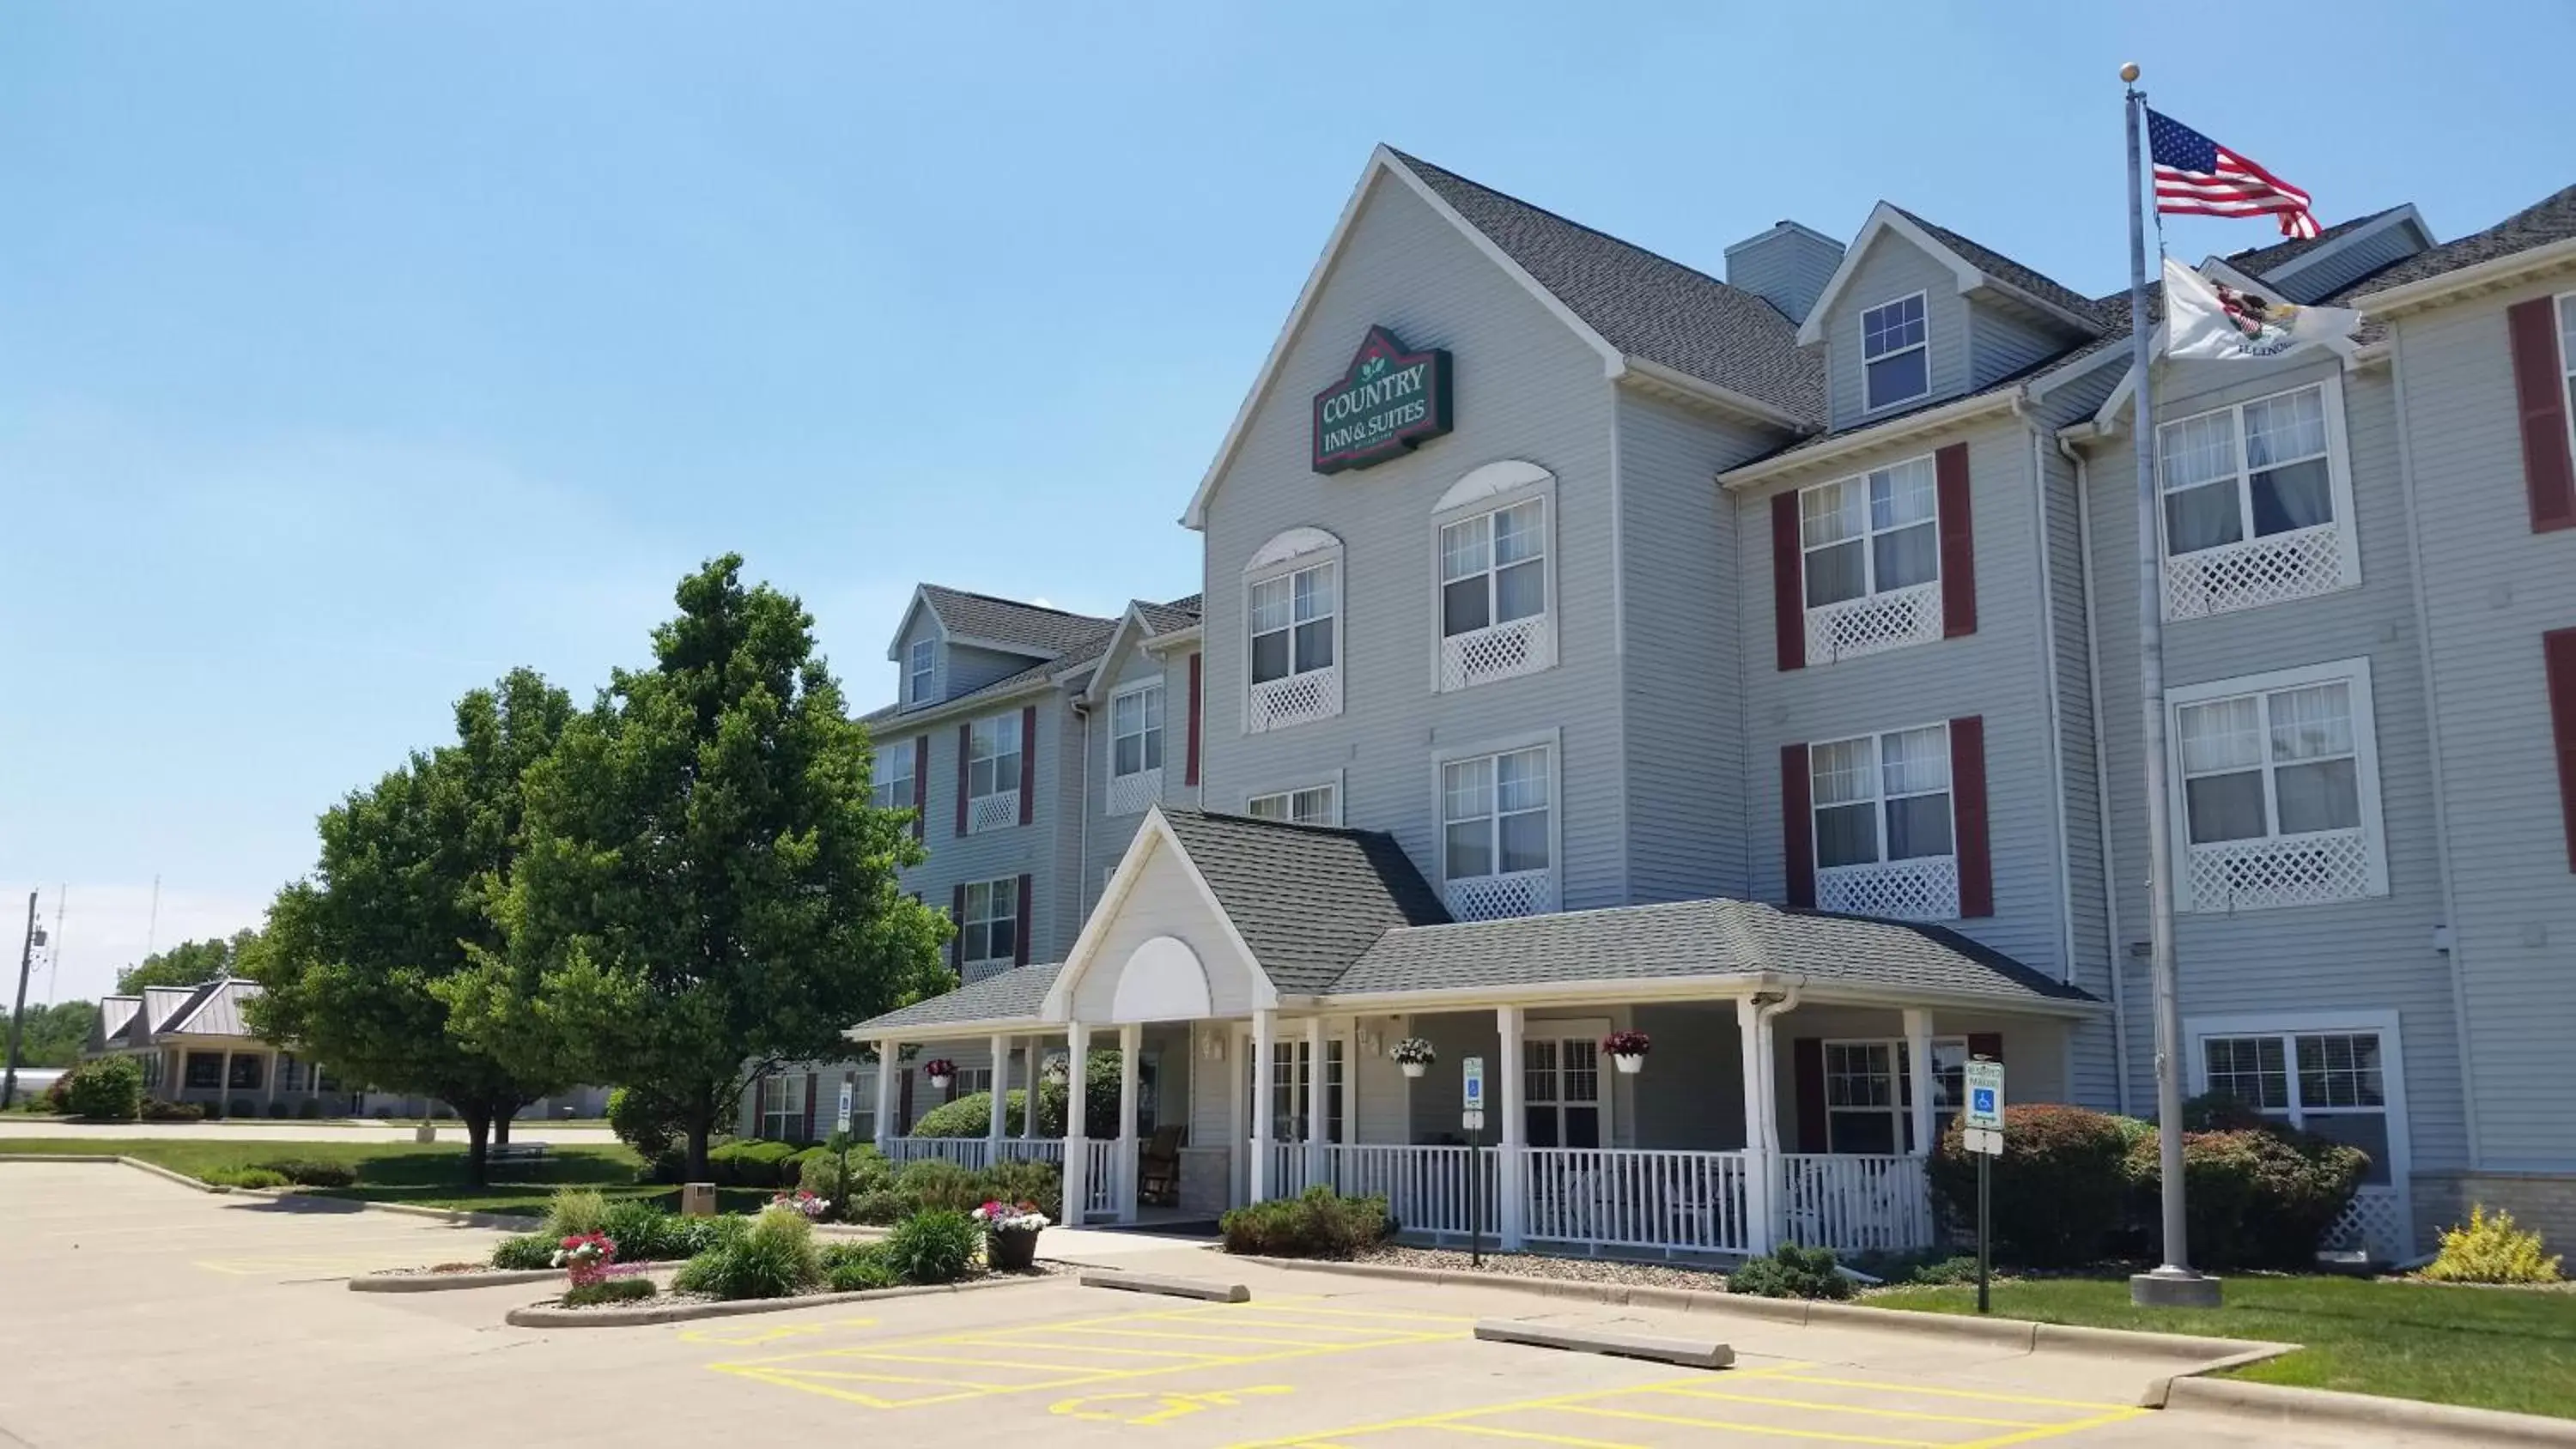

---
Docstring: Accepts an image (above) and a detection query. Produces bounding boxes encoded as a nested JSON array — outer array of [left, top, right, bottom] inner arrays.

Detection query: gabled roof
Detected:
[[2345, 183, 2576, 308], [1156, 809, 1451, 993], [1798, 203, 2105, 346], [140, 985, 197, 1034], [896, 585, 1115, 662], [97, 996, 140, 1042], [1073, 594, 1207, 700], [1135, 594, 1202, 635], [2221, 204, 2427, 286], [864, 608, 1121, 730], [849, 963, 1063, 1036], [163, 978, 261, 1038]]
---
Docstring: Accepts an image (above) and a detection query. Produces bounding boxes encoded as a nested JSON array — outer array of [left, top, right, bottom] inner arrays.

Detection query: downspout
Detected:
[[2017, 397, 2082, 985], [1073, 697, 1093, 919], [2388, 324, 2482, 1170], [1754, 984, 1801, 1158], [2062, 429, 2135, 1117]]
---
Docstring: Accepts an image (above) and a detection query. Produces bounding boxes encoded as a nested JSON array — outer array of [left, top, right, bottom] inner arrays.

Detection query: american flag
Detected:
[[2148, 109, 2318, 239]]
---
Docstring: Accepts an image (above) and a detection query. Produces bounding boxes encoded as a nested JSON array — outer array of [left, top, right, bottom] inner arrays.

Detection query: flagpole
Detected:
[[2123, 64, 2220, 1310]]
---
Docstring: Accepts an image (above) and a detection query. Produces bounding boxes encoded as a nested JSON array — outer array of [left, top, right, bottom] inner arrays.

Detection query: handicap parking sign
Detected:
[[1964, 1060, 2005, 1131]]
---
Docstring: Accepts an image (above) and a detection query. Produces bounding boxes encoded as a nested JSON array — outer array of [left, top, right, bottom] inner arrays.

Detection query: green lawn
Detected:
[[0, 1137, 738, 1217], [1867, 1275, 2576, 1419]]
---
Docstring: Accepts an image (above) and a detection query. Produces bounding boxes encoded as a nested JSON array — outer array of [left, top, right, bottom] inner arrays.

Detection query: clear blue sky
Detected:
[[5, 1, 2567, 1001]]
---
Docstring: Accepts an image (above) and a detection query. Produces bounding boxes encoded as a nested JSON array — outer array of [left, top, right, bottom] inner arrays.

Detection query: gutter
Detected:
[[1719, 387, 2024, 489], [2352, 236, 2576, 317], [1286, 973, 2105, 1021], [2060, 430, 2135, 1117], [1613, 355, 1814, 434]]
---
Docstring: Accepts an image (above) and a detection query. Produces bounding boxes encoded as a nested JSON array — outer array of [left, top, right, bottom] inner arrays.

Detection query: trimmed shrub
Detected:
[[1846, 1248, 1981, 1287], [909, 1052, 1122, 1140], [847, 1189, 908, 1226], [882, 1210, 981, 1285], [1218, 1187, 1392, 1259], [979, 1159, 1062, 1223], [910, 1089, 1025, 1139], [2178, 1092, 2270, 1132], [2123, 1125, 2367, 1270], [674, 1209, 823, 1300], [1727, 1244, 1852, 1300], [202, 1166, 289, 1190], [596, 1198, 688, 1262], [541, 1186, 612, 1239], [1929, 1104, 2130, 1267], [141, 1099, 204, 1123], [258, 1158, 358, 1188], [63, 1057, 144, 1121], [2422, 1204, 2563, 1285], [894, 1159, 984, 1215], [820, 1240, 897, 1293], [42, 1076, 73, 1113], [562, 1277, 656, 1307], [607, 1085, 683, 1162], [492, 1234, 558, 1270], [797, 1144, 891, 1206], [228, 1097, 258, 1119], [296, 1099, 323, 1119], [707, 1139, 800, 1188]]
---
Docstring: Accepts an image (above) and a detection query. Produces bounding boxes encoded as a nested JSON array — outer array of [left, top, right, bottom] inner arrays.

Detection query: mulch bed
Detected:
[[1351, 1244, 1736, 1292], [538, 1261, 1073, 1312]]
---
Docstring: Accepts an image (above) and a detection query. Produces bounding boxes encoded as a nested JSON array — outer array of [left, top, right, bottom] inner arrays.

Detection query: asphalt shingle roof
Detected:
[[1136, 594, 1203, 634], [2335, 183, 2576, 301], [1158, 809, 1451, 993], [1335, 898, 2091, 1002], [854, 963, 1063, 1034], [920, 585, 1115, 658], [1893, 208, 2111, 329], [2224, 207, 2403, 279], [1393, 149, 1823, 421]]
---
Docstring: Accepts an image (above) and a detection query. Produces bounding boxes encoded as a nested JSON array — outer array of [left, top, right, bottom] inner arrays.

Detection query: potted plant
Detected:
[[972, 1199, 1051, 1271], [923, 1058, 957, 1092], [1390, 1038, 1437, 1079], [551, 1232, 617, 1288], [1602, 1030, 1652, 1075]]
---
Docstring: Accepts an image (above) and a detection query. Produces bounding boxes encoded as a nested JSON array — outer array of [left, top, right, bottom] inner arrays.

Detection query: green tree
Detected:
[[117, 930, 263, 993], [3, 1002, 102, 1069], [246, 668, 574, 1185], [447, 555, 948, 1180]]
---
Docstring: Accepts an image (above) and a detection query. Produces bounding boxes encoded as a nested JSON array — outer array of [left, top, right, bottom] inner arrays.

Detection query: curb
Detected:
[[350, 1267, 568, 1294], [503, 1268, 1053, 1328], [1079, 1270, 1249, 1302], [2163, 1376, 2576, 1445]]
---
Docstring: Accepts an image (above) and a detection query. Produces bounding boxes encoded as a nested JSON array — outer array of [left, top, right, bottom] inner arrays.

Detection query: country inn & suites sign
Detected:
[[1311, 326, 1453, 474]]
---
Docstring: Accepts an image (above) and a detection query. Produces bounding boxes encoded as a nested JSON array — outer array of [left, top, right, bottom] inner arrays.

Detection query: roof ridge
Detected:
[[922, 583, 1113, 623]]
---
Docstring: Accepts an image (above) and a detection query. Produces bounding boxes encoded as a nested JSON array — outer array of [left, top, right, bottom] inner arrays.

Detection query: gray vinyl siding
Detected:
[[1735, 415, 2075, 981], [2037, 432, 2119, 1110], [1968, 301, 2067, 391], [2390, 274, 2576, 1169], [898, 692, 1078, 967], [2080, 353, 2468, 1173], [895, 609, 945, 712], [1196, 172, 1624, 917], [1083, 638, 1198, 917], [1821, 236, 1967, 431], [1615, 385, 1779, 902], [2267, 225, 2426, 305], [1627, 1003, 1747, 1150], [946, 644, 1038, 699], [1724, 227, 1845, 326]]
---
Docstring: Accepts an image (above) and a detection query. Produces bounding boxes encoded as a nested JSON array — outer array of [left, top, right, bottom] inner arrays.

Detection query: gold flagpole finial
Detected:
[[2119, 62, 2141, 83]]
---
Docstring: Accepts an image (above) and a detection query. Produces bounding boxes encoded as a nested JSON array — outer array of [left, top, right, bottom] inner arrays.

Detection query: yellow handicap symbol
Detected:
[[679, 1317, 875, 1347], [1052, 1385, 1295, 1427]]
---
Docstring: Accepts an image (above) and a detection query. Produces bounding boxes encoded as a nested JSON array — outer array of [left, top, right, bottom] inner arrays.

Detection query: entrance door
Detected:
[[1522, 1035, 1604, 1149]]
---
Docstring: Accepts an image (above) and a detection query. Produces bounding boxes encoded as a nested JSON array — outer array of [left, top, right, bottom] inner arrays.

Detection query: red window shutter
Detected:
[[1184, 652, 1204, 788], [801, 1072, 817, 1143], [1771, 490, 1806, 670], [1781, 743, 1815, 908], [2508, 298, 2576, 533], [2548, 628, 2576, 873], [1935, 442, 1978, 636], [953, 723, 971, 836], [1018, 706, 1038, 826], [1792, 1038, 1829, 1152], [1014, 873, 1033, 966], [910, 735, 929, 842], [1966, 1032, 2003, 1064], [1950, 715, 1993, 918], [950, 882, 966, 973]]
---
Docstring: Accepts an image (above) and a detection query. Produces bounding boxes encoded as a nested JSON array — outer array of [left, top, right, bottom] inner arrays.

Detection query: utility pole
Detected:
[[44, 885, 64, 1006], [3, 893, 40, 1109]]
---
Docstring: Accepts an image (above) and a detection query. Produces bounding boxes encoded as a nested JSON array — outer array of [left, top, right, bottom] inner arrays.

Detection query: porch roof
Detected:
[[849, 962, 1062, 1036], [1156, 809, 1451, 992]]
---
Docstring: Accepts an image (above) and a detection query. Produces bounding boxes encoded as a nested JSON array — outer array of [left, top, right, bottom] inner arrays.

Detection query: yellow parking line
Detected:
[[1954, 1408, 2149, 1449], [1239, 1304, 1482, 1325], [752, 1367, 1023, 1391], [945, 1337, 1228, 1361], [1437, 1424, 1648, 1448], [1223, 1365, 1816, 1448], [1649, 1385, 2053, 1428], [1069, 1325, 1406, 1349], [829, 1349, 1119, 1374], [1765, 1376, 2137, 1411], [1560, 1403, 1936, 1446]]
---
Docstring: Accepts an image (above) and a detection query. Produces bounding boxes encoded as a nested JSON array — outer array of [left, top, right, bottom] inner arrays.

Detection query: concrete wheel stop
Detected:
[[1078, 1270, 1249, 1303], [1473, 1319, 1735, 1369]]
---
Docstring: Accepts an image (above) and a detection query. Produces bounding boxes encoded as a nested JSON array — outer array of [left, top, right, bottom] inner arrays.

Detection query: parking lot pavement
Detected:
[[0, 1163, 2428, 1447], [0, 1117, 621, 1144]]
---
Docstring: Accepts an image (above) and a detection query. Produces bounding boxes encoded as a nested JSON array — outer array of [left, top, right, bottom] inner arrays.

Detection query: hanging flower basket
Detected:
[[1040, 1052, 1071, 1087], [1602, 1030, 1651, 1076], [923, 1058, 957, 1091], [1390, 1037, 1437, 1079]]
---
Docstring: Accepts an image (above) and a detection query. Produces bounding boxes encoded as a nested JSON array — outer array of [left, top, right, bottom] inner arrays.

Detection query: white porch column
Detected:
[[1736, 998, 1777, 1256], [1063, 1022, 1091, 1222], [263, 1049, 278, 1113], [1903, 1008, 1935, 1156], [987, 1032, 1010, 1148], [1117, 1023, 1141, 1223], [1303, 1016, 1327, 1188], [1495, 1004, 1525, 1251], [1019, 1036, 1039, 1142], [218, 1050, 233, 1112], [1249, 1009, 1274, 1203], [872, 1040, 898, 1153]]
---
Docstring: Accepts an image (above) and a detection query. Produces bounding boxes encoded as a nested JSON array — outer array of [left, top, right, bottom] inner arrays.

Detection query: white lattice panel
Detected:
[[962, 958, 1015, 985], [1806, 580, 1943, 664], [2187, 829, 2372, 911], [1447, 868, 1552, 921], [2162, 523, 2345, 621], [1440, 613, 1553, 691], [1817, 855, 1960, 921], [1106, 767, 1161, 817], [1248, 666, 1340, 732], [968, 789, 1020, 834], [2324, 1185, 2408, 1260]]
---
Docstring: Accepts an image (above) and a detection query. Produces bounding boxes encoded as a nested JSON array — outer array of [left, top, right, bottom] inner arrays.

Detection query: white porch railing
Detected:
[[1263, 1141, 1315, 1200], [884, 1137, 991, 1170], [1777, 1153, 1933, 1253], [1082, 1138, 1120, 1222], [1523, 1148, 1753, 1255], [992, 1139, 1064, 1165], [1313, 1144, 1495, 1238]]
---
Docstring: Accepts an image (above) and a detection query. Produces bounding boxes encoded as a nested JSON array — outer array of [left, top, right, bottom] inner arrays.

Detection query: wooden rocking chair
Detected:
[[1137, 1124, 1185, 1208]]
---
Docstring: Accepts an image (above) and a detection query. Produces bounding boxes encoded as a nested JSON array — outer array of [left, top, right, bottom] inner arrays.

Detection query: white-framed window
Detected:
[[1437, 497, 1552, 690], [870, 743, 916, 813], [2156, 379, 2358, 618], [908, 640, 937, 706], [1861, 291, 1929, 411], [1247, 783, 1339, 826], [959, 877, 1019, 975], [1798, 455, 1944, 661], [845, 1071, 876, 1142], [757, 1072, 801, 1141], [1250, 562, 1336, 682], [1522, 1028, 1607, 1149], [952, 1065, 993, 1098], [1822, 1038, 1967, 1154], [1242, 530, 1345, 732], [2187, 1011, 2412, 1258], [1810, 723, 1958, 920], [1111, 682, 1164, 778], [1440, 743, 1554, 920], [2168, 658, 2387, 912], [965, 712, 1023, 832], [1253, 1036, 1343, 1143]]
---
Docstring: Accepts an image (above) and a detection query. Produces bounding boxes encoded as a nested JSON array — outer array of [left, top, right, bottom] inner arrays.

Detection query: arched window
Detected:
[[1431, 461, 1558, 691], [1241, 527, 1345, 732]]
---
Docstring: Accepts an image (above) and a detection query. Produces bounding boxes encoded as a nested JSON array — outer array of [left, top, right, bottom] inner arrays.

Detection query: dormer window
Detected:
[[1862, 293, 1929, 412], [908, 640, 937, 706]]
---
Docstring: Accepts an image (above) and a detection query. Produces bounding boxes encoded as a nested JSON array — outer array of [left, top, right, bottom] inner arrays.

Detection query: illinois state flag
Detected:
[[2164, 258, 2360, 361]]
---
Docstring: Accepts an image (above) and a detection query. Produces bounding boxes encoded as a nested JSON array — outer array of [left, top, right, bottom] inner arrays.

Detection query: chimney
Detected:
[[1724, 221, 1846, 326]]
